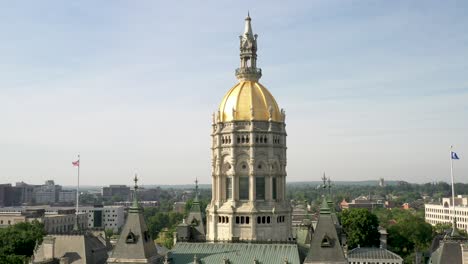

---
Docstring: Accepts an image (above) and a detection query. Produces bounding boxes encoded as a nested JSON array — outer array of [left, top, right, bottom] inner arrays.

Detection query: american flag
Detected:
[[72, 160, 80, 167]]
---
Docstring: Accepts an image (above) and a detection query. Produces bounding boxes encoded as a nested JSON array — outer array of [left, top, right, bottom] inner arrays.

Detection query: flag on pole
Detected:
[[451, 152, 460, 160], [72, 160, 80, 167]]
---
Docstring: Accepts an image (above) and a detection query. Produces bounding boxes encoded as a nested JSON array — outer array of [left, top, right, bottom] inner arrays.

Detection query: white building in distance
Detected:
[[425, 195, 468, 232]]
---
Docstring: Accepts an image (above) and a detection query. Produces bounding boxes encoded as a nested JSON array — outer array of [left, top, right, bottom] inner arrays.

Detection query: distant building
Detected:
[[340, 195, 386, 210], [0, 209, 87, 233], [58, 190, 76, 203], [379, 178, 385, 187], [33, 180, 62, 204], [425, 195, 468, 233], [78, 205, 125, 232], [0, 205, 124, 232], [0, 184, 16, 207], [114, 200, 159, 208], [136, 187, 161, 201], [15, 182, 35, 205], [102, 185, 130, 201]]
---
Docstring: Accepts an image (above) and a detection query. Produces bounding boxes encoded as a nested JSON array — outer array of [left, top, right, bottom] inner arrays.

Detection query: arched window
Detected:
[[256, 176, 265, 200], [267, 216, 270, 224], [241, 216, 245, 224], [246, 217, 250, 224], [262, 216, 266, 224], [239, 177, 249, 200], [257, 217, 261, 224]]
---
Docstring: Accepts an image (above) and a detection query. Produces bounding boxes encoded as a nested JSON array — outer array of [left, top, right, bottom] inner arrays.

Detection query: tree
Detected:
[[387, 213, 433, 261], [340, 209, 380, 249], [0, 221, 46, 263]]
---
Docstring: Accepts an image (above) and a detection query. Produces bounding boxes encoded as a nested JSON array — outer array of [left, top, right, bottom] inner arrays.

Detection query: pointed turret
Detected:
[[304, 197, 347, 264], [187, 178, 206, 241], [243, 12, 254, 39], [107, 174, 160, 264]]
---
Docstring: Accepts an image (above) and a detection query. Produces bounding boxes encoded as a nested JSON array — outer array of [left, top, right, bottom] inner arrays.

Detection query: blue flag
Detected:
[[452, 152, 460, 160]]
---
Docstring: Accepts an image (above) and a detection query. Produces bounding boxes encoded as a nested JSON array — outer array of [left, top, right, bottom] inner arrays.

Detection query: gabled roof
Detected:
[[303, 200, 347, 264], [169, 242, 301, 264]]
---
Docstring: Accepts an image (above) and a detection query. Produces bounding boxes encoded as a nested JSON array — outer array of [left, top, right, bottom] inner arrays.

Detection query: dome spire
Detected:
[[236, 13, 262, 81]]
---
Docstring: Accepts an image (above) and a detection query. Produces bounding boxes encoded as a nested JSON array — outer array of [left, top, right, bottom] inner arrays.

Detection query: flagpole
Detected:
[[450, 145, 458, 236], [75, 154, 80, 231]]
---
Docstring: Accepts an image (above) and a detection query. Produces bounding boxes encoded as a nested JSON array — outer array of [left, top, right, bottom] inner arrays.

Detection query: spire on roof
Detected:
[[320, 198, 331, 215], [243, 12, 253, 37], [194, 177, 199, 202], [130, 173, 141, 213]]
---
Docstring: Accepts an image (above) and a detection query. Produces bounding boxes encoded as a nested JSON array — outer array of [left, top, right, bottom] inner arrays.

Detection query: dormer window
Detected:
[[125, 230, 137, 244], [321, 233, 333, 247]]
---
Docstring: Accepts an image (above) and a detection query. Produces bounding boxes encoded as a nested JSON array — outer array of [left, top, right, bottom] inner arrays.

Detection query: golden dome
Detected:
[[218, 81, 282, 122]]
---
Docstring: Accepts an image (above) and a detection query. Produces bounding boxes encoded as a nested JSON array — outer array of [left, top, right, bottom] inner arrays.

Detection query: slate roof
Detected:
[[347, 247, 402, 261], [33, 233, 109, 264], [303, 200, 347, 264], [169, 242, 301, 264], [429, 240, 463, 264], [107, 178, 160, 264]]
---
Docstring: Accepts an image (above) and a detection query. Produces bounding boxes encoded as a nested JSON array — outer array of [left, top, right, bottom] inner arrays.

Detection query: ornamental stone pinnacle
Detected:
[[236, 13, 262, 81]]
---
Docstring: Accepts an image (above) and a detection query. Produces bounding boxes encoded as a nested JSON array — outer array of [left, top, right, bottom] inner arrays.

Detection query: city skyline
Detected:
[[1, 1, 467, 185]]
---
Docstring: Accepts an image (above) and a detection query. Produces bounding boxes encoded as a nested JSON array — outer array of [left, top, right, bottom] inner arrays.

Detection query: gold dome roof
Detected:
[[218, 81, 282, 122]]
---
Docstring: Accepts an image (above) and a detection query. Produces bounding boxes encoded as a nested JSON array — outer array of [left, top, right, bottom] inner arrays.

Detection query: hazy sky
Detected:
[[1, 1, 467, 186]]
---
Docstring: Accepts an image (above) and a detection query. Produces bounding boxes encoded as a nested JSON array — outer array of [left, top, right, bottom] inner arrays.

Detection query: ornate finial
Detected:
[[321, 172, 327, 187], [232, 108, 236, 120], [194, 178, 199, 202], [268, 105, 273, 121], [131, 173, 140, 211], [134, 173, 138, 190]]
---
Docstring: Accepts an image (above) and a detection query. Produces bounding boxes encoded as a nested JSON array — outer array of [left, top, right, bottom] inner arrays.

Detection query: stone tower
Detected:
[[206, 14, 291, 242]]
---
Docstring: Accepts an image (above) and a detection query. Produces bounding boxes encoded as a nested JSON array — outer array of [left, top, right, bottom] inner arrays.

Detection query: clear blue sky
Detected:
[[1, 1, 467, 186]]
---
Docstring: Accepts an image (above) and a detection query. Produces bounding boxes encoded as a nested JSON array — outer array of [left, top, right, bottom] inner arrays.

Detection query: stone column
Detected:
[[266, 175, 272, 202], [249, 172, 256, 203]]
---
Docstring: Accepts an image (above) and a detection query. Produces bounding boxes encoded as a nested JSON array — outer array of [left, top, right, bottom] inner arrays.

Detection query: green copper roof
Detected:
[[320, 199, 331, 215], [170, 242, 301, 264]]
